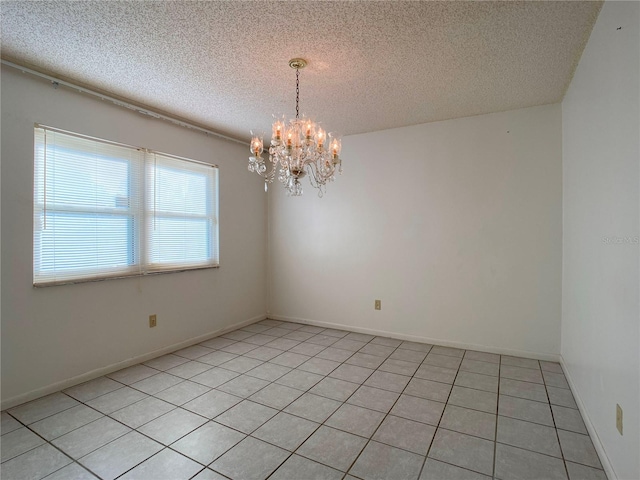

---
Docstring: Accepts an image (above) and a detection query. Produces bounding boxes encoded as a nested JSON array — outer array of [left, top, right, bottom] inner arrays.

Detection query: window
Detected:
[[33, 125, 219, 286]]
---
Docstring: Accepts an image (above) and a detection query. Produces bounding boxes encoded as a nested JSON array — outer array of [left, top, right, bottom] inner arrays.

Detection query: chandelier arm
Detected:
[[307, 165, 325, 197], [306, 167, 317, 185], [266, 164, 275, 182], [254, 156, 276, 183], [313, 157, 335, 185], [306, 163, 323, 189], [259, 168, 273, 183], [305, 160, 316, 181]]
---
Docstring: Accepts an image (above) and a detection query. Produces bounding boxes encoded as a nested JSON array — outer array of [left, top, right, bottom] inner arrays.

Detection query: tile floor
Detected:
[[1, 319, 607, 480]]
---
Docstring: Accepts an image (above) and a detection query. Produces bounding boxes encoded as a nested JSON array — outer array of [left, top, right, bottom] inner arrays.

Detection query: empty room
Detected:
[[1, 1, 638, 480]]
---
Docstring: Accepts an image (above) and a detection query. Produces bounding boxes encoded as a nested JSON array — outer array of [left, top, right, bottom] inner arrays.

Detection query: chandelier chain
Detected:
[[295, 68, 300, 119]]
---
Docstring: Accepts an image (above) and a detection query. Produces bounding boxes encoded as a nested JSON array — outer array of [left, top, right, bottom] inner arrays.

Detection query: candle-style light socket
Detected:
[[250, 131, 264, 156]]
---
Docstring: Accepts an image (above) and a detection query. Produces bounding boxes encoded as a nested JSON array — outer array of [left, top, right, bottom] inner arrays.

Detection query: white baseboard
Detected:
[[268, 313, 561, 362], [560, 356, 616, 480], [1, 314, 266, 410]]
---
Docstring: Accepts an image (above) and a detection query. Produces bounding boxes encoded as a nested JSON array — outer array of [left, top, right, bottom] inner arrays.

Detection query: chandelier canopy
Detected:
[[249, 58, 343, 197]]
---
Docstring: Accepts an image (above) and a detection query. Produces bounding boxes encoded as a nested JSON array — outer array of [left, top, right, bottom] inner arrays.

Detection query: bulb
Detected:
[[250, 131, 263, 155], [328, 134, 342, 158], [274, 122, 283, 140]]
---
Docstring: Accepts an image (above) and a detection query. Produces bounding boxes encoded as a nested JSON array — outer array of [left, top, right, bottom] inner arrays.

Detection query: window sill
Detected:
[[33, 264, 220, 288]]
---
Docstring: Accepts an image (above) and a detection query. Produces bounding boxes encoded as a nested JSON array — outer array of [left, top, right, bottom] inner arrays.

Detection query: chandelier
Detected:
[[248, 58, 343, 197]]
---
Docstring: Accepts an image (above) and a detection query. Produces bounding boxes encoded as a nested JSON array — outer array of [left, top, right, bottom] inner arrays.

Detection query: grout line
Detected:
[[3, 320, 601, 480], [546, 371, 573, 479], [5, 414, 104, 479], [493, 352, 502, 477], [425, 347, 462, 471], [322, 340, 408, 477]]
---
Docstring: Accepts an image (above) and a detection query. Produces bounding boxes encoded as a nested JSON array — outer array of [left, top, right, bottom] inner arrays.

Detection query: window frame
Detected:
[[33, 124, 220, 287]]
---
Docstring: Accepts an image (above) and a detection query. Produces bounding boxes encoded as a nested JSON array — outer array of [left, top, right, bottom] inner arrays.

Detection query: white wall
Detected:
[[1, 66, 267, 405], [269, 104, 563, 357], [562, 1, 639, 478]]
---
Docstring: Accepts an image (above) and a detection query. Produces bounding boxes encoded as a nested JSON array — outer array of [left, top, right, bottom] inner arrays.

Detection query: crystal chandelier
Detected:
[[249, 58, 343, 197]]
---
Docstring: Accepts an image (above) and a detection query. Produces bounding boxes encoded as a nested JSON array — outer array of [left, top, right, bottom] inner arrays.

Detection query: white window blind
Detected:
[[146, 152, 218, 271], [33, 126, 219, 286]]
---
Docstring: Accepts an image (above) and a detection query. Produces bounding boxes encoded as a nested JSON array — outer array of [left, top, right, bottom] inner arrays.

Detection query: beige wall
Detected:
[[1, 66, 267, 406], [268, 104, 563, 358], [562, 1, 640, 478]]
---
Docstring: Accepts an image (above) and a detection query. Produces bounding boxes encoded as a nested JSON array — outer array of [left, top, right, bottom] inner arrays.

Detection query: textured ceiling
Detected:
[[1, 1, 601, 142]]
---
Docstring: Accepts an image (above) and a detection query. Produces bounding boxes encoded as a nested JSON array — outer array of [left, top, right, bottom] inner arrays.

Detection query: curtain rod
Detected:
[[1, 59, 248, 146]]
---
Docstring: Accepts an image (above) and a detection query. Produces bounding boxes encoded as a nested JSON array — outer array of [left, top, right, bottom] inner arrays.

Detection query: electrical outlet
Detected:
[[375, 300, 381, 310], [149, 314, 157, 328], [616, 404, 623, 435]]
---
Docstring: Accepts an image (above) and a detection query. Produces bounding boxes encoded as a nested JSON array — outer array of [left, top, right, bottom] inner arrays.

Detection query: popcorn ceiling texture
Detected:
[[1, 1, 601, 141]]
